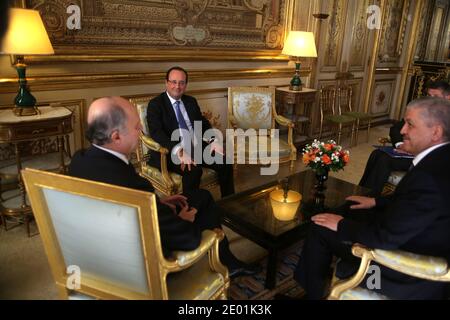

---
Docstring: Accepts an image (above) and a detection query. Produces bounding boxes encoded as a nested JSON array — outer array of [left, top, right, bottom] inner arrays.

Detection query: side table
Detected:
[[0, 106, 73, 236], [275, 87, 317, 146]]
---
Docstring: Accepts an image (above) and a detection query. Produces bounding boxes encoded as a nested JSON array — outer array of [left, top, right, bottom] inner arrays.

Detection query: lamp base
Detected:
[[289, 84, 303, 91], [13, 106, 40, 116]]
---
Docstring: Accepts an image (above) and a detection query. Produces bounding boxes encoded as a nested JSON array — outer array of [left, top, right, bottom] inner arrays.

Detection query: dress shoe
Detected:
[[228, 263, 262, 278]]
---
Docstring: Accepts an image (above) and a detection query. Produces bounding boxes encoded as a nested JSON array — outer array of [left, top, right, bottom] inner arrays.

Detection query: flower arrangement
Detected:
[[302, 139, 350, 175]]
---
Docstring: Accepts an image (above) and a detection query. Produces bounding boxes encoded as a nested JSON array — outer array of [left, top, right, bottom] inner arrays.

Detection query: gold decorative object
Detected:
[[281, 31, 318, 91], [0, 8, 54, 116]]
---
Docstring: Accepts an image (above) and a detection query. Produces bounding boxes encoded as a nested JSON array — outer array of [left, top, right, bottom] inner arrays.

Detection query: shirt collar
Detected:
[[93, 144, 129, 165], [413, 142, 450, 166], [166, 91, 180, 106]]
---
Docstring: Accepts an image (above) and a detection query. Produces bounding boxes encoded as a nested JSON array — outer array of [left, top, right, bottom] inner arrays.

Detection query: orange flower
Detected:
[[302, 153, 311, 164], [343, 153, 350, 164], [322, 154, 331, 165], [324, 144, 332, 151]]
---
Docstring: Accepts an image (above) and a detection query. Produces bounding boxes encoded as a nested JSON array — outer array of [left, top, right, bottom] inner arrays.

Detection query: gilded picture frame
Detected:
[[22, 0, 294, 64]]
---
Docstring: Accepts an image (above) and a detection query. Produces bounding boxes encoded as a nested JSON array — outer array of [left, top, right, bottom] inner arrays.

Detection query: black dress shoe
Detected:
[[228, 263, 262, 278]]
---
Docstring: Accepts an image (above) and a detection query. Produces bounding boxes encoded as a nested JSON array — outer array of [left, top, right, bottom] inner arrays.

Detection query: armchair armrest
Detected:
[[139, 134, 174, 193], [166, 229, 227, 273], [329, 244, 450, 300], [228, 114, 238, 129], [275, 114, 294, 128]]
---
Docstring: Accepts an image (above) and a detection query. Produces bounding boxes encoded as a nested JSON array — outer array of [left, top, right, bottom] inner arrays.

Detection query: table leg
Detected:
[[266, 248, 279, 289]]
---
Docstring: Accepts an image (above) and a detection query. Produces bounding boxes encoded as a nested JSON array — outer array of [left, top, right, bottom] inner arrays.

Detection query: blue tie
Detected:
[[174, 101, 193, 155], [174, 101, 189, 131]]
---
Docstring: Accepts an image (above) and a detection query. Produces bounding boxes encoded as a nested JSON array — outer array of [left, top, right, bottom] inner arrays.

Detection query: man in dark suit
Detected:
[[359, 80, 450, 195], [69, 96, 259, 278], [294, 97, 450, 299], [146, 66, 234, 197]]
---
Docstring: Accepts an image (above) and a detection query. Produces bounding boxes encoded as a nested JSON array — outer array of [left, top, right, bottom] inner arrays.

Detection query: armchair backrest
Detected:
[[228, 86, 276, 130], [22, 168, 167, 299]]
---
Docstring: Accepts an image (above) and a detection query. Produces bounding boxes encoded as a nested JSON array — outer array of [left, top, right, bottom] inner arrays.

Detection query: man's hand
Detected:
[[177, 148, 196, 171], [209, 141, 224, 156], [311, 213, 343, 231], [160, 194, 188, 214], [346, 195, 376, 209], [178, 205, 197, 222]]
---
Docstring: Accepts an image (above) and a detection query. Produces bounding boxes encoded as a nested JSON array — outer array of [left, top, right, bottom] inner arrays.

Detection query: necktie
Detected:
[[174, 101, 193, 155], [174, 101, 189, 131]]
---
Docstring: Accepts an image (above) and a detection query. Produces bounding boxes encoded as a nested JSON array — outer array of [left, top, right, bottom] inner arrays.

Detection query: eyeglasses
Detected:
[[167, 80, 186, 86]]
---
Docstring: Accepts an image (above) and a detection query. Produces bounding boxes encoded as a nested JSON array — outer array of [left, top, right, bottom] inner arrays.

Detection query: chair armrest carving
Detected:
[[228, 114, 238, 129], [275, 114, 294, 128], [167, 230, 225, 271], [328, 244, 450, 300], [140, 135, 167, 154]]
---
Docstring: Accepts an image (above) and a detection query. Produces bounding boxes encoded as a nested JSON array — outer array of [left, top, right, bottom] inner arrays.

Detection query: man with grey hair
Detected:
[[69, 96, 260, 278], [292, 97, 450, 299]]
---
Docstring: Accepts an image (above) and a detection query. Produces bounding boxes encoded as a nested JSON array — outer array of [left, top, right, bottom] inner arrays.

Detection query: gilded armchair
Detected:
[[22, 168, 229, 300], [328, 244, 450, 300], [227, 86, 297, 168], [129, 97, 219, 196]]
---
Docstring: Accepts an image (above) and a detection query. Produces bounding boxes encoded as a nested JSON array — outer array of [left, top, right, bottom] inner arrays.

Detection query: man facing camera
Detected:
[[69, 96, 259, 278], [294, 97, 450, 299], [359, 80, 450, 195], [146, 66, 234, 197]]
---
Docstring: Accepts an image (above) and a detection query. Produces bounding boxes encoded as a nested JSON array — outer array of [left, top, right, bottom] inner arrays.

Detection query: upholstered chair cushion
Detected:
[[339, 287, 389, 300], [237, 136, 293, 163]]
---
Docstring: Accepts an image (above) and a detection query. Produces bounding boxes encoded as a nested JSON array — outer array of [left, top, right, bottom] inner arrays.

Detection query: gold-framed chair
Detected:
[[318, 86, 356, 146], [227, 86, 297, 168], [22, 168, 229, 300], [328, 244, 450, 300], [129, 96, 219, 196], [337, 86, 372, 145]]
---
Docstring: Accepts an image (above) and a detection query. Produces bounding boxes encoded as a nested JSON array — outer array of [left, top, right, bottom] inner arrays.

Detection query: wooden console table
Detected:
[[0, 106, 73, 236], [276, 87, 318, 147]]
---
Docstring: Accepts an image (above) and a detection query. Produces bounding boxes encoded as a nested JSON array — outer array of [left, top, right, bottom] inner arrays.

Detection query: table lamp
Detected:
[[270, 179, 302, 221], [281, 31, 317, 91], [1, 8, 54, 116]]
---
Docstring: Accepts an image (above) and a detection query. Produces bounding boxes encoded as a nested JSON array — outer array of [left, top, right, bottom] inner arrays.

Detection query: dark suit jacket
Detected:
[[338, 143, 450, 298], [68, 146, 201, 256], [389, 120, 405, 147], [146, 92, 212, 168]]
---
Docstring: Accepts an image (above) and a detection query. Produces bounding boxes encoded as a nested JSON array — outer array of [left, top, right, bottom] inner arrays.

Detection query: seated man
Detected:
[[146, 66, 234, 197], [359, 80, 450, 195], [69, 96, 259, 278], [294, 97, 450, 299]]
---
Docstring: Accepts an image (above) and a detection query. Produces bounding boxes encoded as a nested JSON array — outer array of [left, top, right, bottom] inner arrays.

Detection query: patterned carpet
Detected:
[[228, 241, 305, 300]]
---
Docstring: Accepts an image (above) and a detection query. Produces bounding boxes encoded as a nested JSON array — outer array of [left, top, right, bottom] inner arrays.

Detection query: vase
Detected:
[[314, 167, 329, 191]]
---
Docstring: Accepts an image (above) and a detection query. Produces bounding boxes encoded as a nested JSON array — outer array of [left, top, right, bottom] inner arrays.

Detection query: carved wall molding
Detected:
[[321, 0, 346, 71], [377, 0, 411, 64], [0, 67, 304, 93], [349, 0, 370, 71]]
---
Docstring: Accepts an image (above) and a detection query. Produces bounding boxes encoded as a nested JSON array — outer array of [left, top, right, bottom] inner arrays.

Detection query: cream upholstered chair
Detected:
[[22, 168, 228, 300], [328, 244, 450, 300], [227, 86, 297, 168], [129, 96, 219, 196]]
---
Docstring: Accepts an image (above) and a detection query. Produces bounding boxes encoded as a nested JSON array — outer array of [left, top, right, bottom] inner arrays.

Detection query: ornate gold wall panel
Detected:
[[321, 0, 347, 71], [377, 0, 410, 64], [24, 0, 291, 62], [414, 1, 434, 61], [349, 0, 370, 70], [370, 79, 396, 117]]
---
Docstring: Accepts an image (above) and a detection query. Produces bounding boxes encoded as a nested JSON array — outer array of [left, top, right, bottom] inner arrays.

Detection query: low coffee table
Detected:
[[218, 170, 368, 289]]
